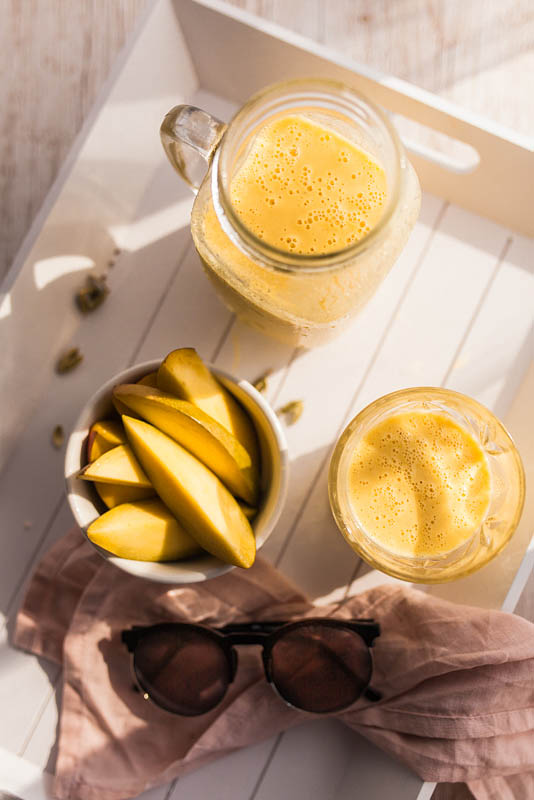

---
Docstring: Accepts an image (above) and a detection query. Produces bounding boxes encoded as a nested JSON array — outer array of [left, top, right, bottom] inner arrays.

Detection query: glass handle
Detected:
[[160, 105, 227, 193]]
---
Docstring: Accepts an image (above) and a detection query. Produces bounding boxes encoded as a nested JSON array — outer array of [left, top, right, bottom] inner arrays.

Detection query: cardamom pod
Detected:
[[56, 347, 83, 374], [278, 400, 304, 425], [76, 274, 109, 313], [51, 424, 65, 449], [253, 369, 272, 393]]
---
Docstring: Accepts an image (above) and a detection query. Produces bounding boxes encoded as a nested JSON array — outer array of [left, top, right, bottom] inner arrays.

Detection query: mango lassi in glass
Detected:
[[161, 80, 420, 347], [329, 389, 525, 583], [348, 411, 491, 559]]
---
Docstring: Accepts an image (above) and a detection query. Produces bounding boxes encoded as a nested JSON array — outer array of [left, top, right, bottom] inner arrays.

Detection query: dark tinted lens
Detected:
[[133, 626, 232, 716], [269, 623, 371, 713]]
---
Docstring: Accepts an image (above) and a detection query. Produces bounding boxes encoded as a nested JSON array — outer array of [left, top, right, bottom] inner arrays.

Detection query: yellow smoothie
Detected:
[[229, 114, 387, 254], [193, 110, 419, 346], [348, 411, 491, 558]]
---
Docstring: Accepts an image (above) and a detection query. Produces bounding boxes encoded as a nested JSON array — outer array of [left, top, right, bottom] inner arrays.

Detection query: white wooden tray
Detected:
[[1, 1, 533, 798]]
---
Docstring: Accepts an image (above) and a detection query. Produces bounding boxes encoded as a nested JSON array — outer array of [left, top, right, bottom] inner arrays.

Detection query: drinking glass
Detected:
[[328, 388, 525, 583]]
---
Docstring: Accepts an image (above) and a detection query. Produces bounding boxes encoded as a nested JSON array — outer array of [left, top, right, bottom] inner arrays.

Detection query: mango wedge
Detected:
[[79, 444, 151, 488], [94, 483, 154, 509], [113, 384, 259, 505], [87, 419, 125, 462], [113, 396, 138, 419], [123, 416, 255, 568], [87, 498, 201, 561], [157, 348, 259, 467], [137, 371, 159, 387], [238, 502, 258, 521], [87, 419, 154, 507]]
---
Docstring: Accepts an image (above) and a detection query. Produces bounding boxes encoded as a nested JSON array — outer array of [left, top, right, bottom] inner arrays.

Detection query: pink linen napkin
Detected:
[[13, 529, 534, 800]]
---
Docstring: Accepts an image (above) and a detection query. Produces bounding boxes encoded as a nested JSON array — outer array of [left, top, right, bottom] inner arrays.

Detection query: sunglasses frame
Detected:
[[122, 617, 381, 715]]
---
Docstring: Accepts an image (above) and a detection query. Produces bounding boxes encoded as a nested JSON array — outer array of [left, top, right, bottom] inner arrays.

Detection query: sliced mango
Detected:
[[157, 348, 259, 467], [87, 498, 201, 561], [87, 420, 153, 506], [94, 482, 154, 509], [113, 383, 259, 504], [137, 371, 159, 387], [113, 396, 138, 419], [123, 416, 255, 568], [238, 502, 258, 521], [87, 419, 125, 462], [78, 444, 151, 488]]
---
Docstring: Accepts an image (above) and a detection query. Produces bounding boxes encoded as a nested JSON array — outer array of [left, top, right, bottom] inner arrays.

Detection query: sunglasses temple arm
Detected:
[[363, 687, 382, 702], [218, 621, 287, 635], [122, 630, 138, 651], [219, 620, 380, 638], [353, 622, 381, 647]]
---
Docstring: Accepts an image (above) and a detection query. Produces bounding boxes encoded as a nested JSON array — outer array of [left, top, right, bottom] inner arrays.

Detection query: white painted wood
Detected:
[[247, 721, 427, 800], [260, 194, 445, 575], [175, 0, 534, 237], [0, 0, 196, 473], [0, 747, 54, 799], [169, 737, 279, 800], [4, 0, 533, 291], [354, 205, 508, 410], [1, 2, 533, 800], [0, 186, 193, 613], [443, 234, 534, 419], [253, 722, 356, 800], [415, 783, 439, 800], [333, 729, 428, 800], [0, 630, 59, 756], [20, 679, 61, 771], [216, 317, 295, 406], [0, 746, 169, 800], [1, 504, 74, 644], [502, 538, 534, 614]]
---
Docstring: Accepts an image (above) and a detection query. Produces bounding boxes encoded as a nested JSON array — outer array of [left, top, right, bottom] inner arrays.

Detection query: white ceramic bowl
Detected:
[[65, 359, 289, 583]]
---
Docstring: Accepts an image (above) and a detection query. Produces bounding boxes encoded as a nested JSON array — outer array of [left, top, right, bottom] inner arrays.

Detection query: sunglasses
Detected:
[[122, 618, 381, 716]]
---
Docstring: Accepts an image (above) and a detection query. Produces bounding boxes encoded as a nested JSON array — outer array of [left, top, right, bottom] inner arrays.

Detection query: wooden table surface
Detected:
[[1, 2, 533, 799]]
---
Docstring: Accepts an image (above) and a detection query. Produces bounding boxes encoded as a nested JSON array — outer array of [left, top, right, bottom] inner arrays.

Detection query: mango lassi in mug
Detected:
[[161, 80, 420, 346], [329, 389, 525, 583], [227, 114, 387, 254]]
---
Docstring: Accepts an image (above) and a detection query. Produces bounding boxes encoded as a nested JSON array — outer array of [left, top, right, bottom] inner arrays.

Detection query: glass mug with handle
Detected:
[[161, 79, 421, 347]]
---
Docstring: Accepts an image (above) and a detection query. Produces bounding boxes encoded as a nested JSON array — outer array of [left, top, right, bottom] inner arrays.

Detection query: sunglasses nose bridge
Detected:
[[224, 636, 271, 683]]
